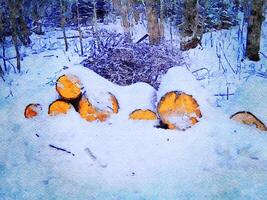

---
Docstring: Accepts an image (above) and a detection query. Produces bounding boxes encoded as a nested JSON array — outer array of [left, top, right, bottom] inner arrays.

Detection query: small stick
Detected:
[[49, 144, 75, 156]]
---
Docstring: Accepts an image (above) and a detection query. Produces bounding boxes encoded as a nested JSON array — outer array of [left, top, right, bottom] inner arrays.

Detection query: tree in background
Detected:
[[76, 0, 84, 55], [30, 0, 49, 35], [146, 0, 161, 45], [60, 0, 69, 52], [246, 0, 265, 61], [7, 0, 22, 72], [121, 0, 131, 41], [0, 8, 6, 75], [180, 0, 201, 51]]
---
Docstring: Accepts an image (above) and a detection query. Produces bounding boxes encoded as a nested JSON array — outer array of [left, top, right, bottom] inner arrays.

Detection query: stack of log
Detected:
[[24, 74, 119, 122], [25, 74, 267, 132]]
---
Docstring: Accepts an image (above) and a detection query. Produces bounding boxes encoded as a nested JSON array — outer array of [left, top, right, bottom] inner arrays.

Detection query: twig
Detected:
[[49, 144, 75, 156], [260, 52, 267, 59], [136, 34, 149, 44]]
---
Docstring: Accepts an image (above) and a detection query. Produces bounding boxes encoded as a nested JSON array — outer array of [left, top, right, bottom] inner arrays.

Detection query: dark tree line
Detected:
[[0, 0, 266, 77]]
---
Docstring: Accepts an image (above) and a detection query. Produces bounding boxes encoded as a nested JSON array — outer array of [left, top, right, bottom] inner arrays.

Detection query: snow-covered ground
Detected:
[[0, 17, 267, 199]]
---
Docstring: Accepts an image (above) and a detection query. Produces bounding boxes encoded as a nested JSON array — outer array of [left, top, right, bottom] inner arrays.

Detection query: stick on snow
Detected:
[[49, 144, 75, 156]]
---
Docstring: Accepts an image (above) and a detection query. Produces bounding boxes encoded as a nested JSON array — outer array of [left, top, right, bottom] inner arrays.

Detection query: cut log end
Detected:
[[24, 104, 42, 119], [230, 111, 267, 132], [78, 96, 110, 122], [56, 74, 82, 101], [109, 92, 119, 114], [48, 100, 71, 116], [157, 91, 202, 130], [129, 109, 157, 120]]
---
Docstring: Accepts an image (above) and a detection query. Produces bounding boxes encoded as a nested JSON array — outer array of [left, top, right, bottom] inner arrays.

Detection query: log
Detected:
[[24, 103, 42, 119], [78, 95, 110, 122], [157, 91, 202, 130], [56, 74, 82, 101], [109, 92, 119, 114], [48, 100, 72, 116], [129, 109, 157, 120], [230, 111, 267, 131]]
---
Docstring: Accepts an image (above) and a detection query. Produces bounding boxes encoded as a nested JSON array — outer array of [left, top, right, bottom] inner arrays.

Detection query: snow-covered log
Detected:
[[230, 111, 267, 132], [157, 91, 202, 130], [157, 67, 213, 130]]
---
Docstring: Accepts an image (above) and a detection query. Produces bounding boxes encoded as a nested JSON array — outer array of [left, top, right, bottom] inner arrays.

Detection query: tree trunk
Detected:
[[146, 0, 160, 45], [159, 0, 165, 39], [60, 0, 68, 52], [7, 0, 21, 72], [31, 2, 44, 35], [180, 0, 200, 51], [0, 64, 3, 78], [76, 0, 84, 55], [93, 0, 98, 33], [246, 0, 264, 61], [112, 0, 122, 15], [12, 35, 21, 73], [121, 0, 131, 42]]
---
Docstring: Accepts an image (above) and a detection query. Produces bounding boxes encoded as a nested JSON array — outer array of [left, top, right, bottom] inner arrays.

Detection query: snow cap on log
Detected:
[[24, 104, 42, 119], [129, 109, 157, 120], [56, 74, 82, 101], [64, 66, 156, 118], [48, 100, 72, 116], [230, 111, 267, 132]]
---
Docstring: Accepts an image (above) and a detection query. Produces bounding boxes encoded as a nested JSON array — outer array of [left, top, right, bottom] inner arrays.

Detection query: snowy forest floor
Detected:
[[0, 17, 267, 199]]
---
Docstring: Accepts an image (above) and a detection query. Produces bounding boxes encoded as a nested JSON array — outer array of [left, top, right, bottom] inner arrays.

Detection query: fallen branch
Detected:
[[136, 34, 149, 44], [43, 54, 54, 58], [260, 52, 267, 59], [57, 35, 90, 39], [49, 144, 75, 156]]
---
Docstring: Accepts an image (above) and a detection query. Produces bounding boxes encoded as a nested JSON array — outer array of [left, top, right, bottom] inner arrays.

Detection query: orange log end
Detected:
[[78, 96, 110, 122], [48, 100, 71, 116], [129, 109, 157, 120], [24, 104, 42, 119], [157, 91, 202, 130], [56, 74, 82, 100]]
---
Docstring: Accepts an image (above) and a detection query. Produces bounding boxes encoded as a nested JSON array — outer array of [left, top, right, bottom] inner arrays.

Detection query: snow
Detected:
[[1, 16, 267, 200]]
